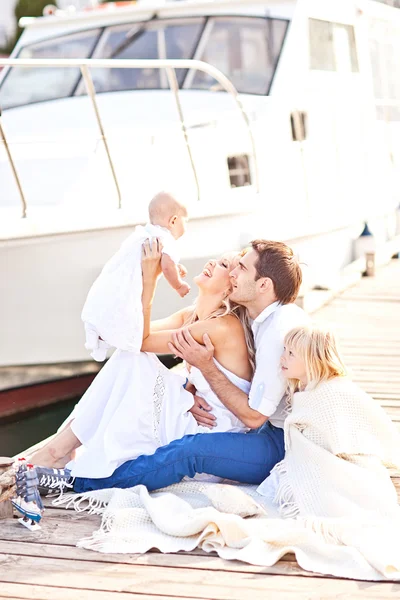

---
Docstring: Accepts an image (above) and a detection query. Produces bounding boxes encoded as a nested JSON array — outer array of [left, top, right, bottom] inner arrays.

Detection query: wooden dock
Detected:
[[1, 260, 400, 599]]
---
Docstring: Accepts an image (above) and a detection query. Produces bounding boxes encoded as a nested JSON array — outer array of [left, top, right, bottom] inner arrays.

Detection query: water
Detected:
[[0, 398, 78, 457]]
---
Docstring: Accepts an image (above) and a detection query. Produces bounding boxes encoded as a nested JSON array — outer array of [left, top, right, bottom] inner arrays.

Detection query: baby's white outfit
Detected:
[[81, 223, 180, 361]]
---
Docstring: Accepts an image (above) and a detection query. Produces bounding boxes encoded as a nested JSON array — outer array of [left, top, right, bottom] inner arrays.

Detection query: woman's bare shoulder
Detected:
[[210, 313, 246, 341], [218, 313, 244, 329]]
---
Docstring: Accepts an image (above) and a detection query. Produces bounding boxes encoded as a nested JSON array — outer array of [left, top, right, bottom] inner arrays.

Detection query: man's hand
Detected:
[[189, 394, 216, 428], [168, 329, 215, 371]]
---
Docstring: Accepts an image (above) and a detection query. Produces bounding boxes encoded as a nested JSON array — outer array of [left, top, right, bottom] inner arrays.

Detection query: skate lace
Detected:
[[39, 474, 73, 491]]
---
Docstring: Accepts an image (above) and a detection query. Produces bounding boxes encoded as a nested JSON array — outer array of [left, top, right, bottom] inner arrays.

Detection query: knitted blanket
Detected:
[[258, 377, 400, 521], [57, 378, 400, 581]]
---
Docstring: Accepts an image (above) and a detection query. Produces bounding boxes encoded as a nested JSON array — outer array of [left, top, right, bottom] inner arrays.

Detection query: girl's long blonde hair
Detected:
[[284, 325, 347, 399]]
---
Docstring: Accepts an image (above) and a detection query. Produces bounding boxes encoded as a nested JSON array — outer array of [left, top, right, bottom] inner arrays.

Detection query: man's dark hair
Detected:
[[251, 240, 302, 304]]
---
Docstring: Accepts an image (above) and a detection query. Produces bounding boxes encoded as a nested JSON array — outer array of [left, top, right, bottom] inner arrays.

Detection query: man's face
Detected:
[[229, 249, 259, 305]]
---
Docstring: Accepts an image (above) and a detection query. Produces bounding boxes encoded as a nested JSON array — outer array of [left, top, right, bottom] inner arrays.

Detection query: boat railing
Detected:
[[0, 58, 259, 218]]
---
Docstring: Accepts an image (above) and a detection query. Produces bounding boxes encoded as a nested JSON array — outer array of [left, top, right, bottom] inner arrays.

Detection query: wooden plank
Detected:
[[0, 583, 182, 600], [0, 554, 398, 599], [0, 540, 321, 579], [0, 508, 101, 546]]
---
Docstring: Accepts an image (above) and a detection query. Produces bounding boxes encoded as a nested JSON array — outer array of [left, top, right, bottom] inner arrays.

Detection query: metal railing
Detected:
[[0, 58, 259, 218]]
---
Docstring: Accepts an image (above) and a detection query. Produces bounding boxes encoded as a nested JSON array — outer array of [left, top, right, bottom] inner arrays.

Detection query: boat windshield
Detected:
[[0, 15, 288, 109]]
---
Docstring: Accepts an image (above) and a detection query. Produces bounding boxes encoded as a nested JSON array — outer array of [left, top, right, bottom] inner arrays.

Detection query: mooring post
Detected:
[[365, 252, 376, 277], [354, 223, 376, 277], [0, 457, 14, 519]]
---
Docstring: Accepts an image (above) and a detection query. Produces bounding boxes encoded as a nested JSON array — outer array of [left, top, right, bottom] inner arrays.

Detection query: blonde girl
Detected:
[[280, 325, 347, 400], [258, 324, 400, 525]]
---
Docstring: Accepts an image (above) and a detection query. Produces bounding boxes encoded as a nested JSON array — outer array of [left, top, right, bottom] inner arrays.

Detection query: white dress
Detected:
[[81, 223, 180, 361], [65, 350, 251, 478]]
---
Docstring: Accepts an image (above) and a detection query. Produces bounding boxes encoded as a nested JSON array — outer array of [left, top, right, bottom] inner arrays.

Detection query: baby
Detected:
[[82, 191, 189, 361]]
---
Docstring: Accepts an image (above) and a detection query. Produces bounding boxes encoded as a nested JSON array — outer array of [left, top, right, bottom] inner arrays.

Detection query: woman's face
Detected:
[[280, 344, 307, 383], [194, 253, 239, 296]]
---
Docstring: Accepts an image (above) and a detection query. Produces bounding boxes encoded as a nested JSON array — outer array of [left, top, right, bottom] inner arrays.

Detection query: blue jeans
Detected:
[[73, 422, 284, 493]]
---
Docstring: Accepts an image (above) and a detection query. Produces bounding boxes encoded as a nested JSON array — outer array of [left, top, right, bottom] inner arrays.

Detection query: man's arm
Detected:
[[169, 329, 267, 429]]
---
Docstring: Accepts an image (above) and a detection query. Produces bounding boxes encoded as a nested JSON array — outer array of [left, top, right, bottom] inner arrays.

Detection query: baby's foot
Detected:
[[177, 282, 191, 298]]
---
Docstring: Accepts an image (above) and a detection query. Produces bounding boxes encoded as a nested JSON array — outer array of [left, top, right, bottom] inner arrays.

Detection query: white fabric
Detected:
[[58, 478, 400, 581], [64, 351, 250, 478], [59, 376, 400, 582], [257, 377, 400, 519], [249, 302, 309, 428], [81, 224, 179, 361]]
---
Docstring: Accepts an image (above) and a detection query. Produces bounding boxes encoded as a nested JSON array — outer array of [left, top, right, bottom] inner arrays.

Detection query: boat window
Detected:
[[309, 19, 359, 73], [227, 155, 251, 188], [86, 18, 205, 93], [188, 17, 288, 95], [0, 29, 101, 110]]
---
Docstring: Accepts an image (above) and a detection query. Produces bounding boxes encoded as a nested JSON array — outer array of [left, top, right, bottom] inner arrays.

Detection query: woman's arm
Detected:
[[150, 308, 191, 333], [141, 239, 192, 337], [141, 239, 163, 340], [141, 314, 233, 355]]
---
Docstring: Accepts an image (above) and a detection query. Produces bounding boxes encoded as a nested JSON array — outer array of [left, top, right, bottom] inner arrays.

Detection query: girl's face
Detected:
[[194, 253, 238, 296], [280, 344, 308, 384]]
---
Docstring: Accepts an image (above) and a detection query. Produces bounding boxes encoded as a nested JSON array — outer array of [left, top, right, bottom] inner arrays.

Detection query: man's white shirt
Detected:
[[248, 301, 310, 428]]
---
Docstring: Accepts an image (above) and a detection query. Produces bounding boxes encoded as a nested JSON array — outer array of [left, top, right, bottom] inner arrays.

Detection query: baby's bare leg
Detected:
[[29, 423, 81, 468]]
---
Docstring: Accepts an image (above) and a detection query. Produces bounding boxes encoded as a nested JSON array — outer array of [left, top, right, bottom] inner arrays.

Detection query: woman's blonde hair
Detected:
[[284, 325, 347, 398], [183, 300, 256, 373], [183, 248, 256, 372]]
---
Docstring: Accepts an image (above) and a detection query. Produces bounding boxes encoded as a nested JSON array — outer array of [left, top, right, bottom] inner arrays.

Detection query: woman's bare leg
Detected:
[[29, 424, 81, 468]]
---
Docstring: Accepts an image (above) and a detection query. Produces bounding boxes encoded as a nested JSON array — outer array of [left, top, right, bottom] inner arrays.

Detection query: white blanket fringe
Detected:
[[52, 489, 112, 515], [270, 460, 300, 519]]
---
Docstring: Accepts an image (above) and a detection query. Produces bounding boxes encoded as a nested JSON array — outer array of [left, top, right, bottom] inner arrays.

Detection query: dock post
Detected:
[[0, 457, 14, 519], [354, 223, 376, 277], [365, 252, 376, 277]]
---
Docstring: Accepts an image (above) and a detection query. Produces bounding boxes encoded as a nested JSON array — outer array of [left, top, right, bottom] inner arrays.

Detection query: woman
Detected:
[[29, 240, 254, 478]]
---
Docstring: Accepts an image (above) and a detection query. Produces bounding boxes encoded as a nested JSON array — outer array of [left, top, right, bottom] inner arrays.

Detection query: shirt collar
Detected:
[[253, 301, 281, 325]]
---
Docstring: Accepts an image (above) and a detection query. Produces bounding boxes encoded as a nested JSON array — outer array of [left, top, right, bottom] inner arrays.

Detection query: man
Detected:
[[20, 240, 309, 502]]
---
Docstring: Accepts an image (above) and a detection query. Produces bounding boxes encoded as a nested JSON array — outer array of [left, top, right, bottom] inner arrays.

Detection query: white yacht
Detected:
[[0, 0, 399, 366]]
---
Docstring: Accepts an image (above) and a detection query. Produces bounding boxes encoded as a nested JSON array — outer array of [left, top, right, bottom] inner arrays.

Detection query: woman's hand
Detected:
[[189, 394, 216, 428], [184, 380, 216, 428], [141, 238, 163, 283]]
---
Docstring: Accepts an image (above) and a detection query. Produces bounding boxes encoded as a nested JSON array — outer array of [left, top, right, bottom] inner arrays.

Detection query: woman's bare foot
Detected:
[[28, 446, 63, 468], [52, 454, 74, 469], [28, 425, 81, 468]]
